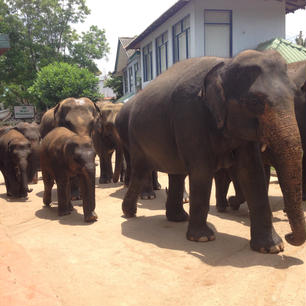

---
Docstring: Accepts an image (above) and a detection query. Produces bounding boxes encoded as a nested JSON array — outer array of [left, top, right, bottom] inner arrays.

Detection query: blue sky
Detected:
[[77, 1, 306, 75]]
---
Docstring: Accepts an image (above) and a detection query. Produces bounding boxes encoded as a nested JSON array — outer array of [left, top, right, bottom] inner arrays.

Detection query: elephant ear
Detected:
[[202, 62, 226, 129]]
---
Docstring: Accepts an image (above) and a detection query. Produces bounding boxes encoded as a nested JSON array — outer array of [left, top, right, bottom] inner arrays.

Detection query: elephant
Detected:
[[13, 121, 41, 184], [115, 49, 306, 254], [0, 129, 34, 198], [215, 60, 306, 211], [39, 107, 56, 138], [40, 127, 97, 222], [40, 98, 102, 200], [92, 101, 125, 184], [53, 97, 102, 137]]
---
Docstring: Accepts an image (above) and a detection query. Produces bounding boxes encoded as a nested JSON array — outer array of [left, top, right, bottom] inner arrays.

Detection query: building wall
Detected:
[[138, 0, 285, 88]]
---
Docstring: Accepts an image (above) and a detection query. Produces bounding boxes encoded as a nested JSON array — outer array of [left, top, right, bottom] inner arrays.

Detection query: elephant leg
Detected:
[[122, 164, 149, 217], [214, 168, 230, 212], [264, 164, 271, 193], [99, 152, 113, 184], [166, 174, 188, 222], [236, 143, 283, 253], [140, 171, 156, 200], [42, 169, 54, 206], [70, 176, 80, 201], [113, 147, 123, 183], [152, 171, 161, 190], [123, 148, 131, 187], [227, 165, 246, 210], [302, 154, 306, 201], [186, 169, 215, 242], [56, 176, 71, 216]]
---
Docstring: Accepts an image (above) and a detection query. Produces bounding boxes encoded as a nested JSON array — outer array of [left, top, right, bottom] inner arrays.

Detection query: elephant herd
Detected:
[[0, 49, 305, 255]]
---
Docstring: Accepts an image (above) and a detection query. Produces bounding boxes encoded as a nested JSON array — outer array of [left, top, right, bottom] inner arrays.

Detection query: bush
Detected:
[[28, 62, 102, 110]]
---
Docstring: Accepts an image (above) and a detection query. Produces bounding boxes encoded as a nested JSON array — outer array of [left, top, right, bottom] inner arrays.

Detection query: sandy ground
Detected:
[[0, 162, 305, 306]]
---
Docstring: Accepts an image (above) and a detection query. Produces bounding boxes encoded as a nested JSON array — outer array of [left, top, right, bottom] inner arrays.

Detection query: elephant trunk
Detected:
[[80, 163, 97, 222], [19, 160, 31, 197], [267, 112, 306, 246]]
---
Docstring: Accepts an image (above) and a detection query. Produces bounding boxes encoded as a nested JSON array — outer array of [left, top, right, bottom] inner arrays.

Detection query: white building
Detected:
[[114, 0, 305, 99]]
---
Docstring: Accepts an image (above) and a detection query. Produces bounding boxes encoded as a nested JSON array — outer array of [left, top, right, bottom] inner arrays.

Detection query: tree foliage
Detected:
[[104, 74, 123, 99], [0, 0, 109, 107], [28, 62, 101, 110]]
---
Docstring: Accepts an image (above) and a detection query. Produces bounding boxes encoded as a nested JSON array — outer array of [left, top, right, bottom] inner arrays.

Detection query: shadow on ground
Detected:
[[121, 214, 304, 269]]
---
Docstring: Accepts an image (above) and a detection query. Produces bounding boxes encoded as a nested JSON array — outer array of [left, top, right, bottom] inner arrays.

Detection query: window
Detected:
[[134, 62, 140, 90], [204, 10, 232, 58], [173, 15, 190, 63], [128, 66, 133, 92], [143, 43, 153, 82], [123, 70, 128, 94], [156, 31, 168, 75]]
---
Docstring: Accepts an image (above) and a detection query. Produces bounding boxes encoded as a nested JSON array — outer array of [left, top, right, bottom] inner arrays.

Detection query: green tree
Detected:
[[28, 62, 102, 110], [295, 31, 306, 47], [0, 0, 109, 107], [104, 74, 123, 99]]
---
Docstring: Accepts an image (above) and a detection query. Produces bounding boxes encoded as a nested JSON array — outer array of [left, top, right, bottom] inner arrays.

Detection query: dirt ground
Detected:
[[0, 162, 305, 306]]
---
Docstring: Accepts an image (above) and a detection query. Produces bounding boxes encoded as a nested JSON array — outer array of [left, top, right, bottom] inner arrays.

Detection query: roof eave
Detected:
[[127, 0, 190, 50]]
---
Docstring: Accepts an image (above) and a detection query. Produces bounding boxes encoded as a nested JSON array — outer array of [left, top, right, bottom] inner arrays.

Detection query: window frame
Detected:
[[156, 31, 169, 75], [128, 66, 133, 92], [172, 15, 190, 63], [142, 42, 153, 82], [203, 9, 233, 57]]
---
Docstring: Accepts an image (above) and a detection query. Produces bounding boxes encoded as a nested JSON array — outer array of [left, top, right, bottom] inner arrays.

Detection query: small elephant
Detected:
[[14, 121, 41, 184], [92, 101, 125, 184], [0, 129, 34, 198], [115, 50, 306, 253], [215, 60, 306, 211], [40, 127, 97, 222]]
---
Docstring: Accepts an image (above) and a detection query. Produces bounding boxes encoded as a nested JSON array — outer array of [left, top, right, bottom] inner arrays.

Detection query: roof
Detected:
[[256, 38, 306, 63], [127, 0, 306, 50], [114, 37, 138, 75]]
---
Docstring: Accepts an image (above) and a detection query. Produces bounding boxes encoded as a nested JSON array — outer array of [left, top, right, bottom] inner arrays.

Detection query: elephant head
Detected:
[[54, 97, 102, 137], [202, 50, 306, 246], [64, 135, 97, 221]]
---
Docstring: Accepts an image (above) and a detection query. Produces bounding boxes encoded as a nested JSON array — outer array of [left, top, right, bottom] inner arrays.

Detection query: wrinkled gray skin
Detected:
[[40, 127, 97, 222], [116, 50, 306, 254], [0, 129, 33, 198], [215, 60, 306, 211]]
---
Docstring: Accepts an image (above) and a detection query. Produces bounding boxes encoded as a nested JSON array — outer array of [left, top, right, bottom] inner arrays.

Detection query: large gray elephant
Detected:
[[115, 50, 306, 254], [215, 60, 306, 211], [0, 129, 34, 198]]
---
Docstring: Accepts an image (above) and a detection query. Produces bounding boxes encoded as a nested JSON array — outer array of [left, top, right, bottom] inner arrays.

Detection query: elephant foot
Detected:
[[112, 174, 119, 183], [99, 177, 112, 184], [186, 225, 216, 242], [84, 211, 98, 223], [228, 196, 244, 210], [166, 209, 189, 222], [250, 229, 284, 254], [43, 198, 51, 206], [140, 191, 156, 200], [58, 209, 71, 216], [216, 200, 228, 212], [122, 200, 137, 218]]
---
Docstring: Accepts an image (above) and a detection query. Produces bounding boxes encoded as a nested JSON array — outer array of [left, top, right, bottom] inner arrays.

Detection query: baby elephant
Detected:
[[40, 127, 97, 222]]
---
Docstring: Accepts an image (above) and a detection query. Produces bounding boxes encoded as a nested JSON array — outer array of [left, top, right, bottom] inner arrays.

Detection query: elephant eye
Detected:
[[240, 94, 266, 115]]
